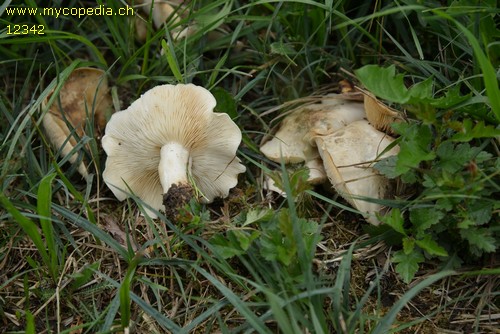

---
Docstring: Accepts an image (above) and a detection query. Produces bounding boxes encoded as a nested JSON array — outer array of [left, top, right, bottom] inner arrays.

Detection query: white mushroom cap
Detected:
[[102, 84, 246, 217], [313, 120, 399, 225], [260, 95, 366, 164], [260, 95, 366, 186]]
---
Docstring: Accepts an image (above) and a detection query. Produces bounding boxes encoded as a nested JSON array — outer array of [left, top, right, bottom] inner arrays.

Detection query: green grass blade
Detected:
[[0, 193, 50, 271], [331, 241, 356, 331], [119, 255, 140, 330], [372, 269, 456, 334], [37, 172, 58, 281], [51, 203, 129, 260], [192, 264, 271, 334], [161, 39, 183, 82], [431, 8, 500, 122], [25, 310, 35, 334]]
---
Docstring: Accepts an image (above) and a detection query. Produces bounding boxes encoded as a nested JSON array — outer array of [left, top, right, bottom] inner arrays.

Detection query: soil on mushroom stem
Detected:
[[163, 183, 195, 221]]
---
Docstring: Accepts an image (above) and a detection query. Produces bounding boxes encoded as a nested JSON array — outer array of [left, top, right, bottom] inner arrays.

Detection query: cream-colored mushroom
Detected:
[[42, 67, 113, 177], [260, 95, 366, 162], [313, 120, 399, 225], [133, 0, 192, 42], [260, 95, 366, 182], [102, 84, 246, 218], [360, 89, 403, 134]]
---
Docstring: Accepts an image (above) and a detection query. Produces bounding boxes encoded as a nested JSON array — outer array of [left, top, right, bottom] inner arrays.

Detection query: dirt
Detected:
[[162, 183, 195, 222]]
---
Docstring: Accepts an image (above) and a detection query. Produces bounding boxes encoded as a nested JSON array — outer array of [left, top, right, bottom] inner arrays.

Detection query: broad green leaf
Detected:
[[25, 310, 35, 334], [212, 87, 238, 119], [260, 232, 295, 266], [466, 200, 493, 226], [373, 155, 400, 179], [242, 208, 274, 227], [402, 237, 415, 255], [355, 65, 410, 104], [232, 230, 260, 251], [460, 228, 497, 253], [196, 0, 232, 31], [451, 120, 500, 142], [392, 249, 425, 283], [457, 219, 475, 229], [430, 86, 470, 108], [415, 235, 448, 257], [408, 77, 433, 102], [209, 234, 245, 259], [409, 207, 445, 236], [393, 123, 436, 175], [436, 142, 477, 173], [381, 208, 406, 235]]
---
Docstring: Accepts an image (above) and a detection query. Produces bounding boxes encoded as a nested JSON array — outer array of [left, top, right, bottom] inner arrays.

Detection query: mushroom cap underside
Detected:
[[102, 84, 246, 216]]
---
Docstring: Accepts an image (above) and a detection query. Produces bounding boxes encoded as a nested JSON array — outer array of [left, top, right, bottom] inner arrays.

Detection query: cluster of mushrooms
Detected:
[[42, 67, 402, 224], [260, 90, 402, 225]]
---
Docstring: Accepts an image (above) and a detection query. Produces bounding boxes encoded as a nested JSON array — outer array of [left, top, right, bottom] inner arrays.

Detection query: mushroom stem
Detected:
[[159, 142, 190, 193]]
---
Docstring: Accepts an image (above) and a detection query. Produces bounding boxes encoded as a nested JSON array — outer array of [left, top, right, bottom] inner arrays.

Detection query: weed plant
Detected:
[[1, 0, 499, 333]]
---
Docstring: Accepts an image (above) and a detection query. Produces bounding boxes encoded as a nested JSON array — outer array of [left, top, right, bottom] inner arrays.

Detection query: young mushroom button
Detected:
[[102, 84, 246, 218]]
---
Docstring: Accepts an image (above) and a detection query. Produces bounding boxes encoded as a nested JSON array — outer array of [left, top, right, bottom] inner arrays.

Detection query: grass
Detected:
[[1, 0, 499, 333]]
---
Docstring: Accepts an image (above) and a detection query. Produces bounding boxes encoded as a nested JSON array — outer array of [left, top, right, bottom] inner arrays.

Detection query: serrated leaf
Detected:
[[430, 86, 470, 108], [457, 219, 475, 229], [393, 123, 436, 175], [415, 235, 448, 257], [260, 231, 295, 266], [373, 155, 400, 179], [402, 237, 415, 255], [409, 207, 445, 236], [460, 227, 497, 253], [232, 230, 260, 251], [466, 200, 492, 226], [381, 208, 406, 235], [451, 120, 500, 142], [209, 234, 245, 259], [436, 142, 476, 173], [355, 65, 410, 104], [408, 77, 434, 102], [242, 209, 274, 227], [392, 249, 425, 283]]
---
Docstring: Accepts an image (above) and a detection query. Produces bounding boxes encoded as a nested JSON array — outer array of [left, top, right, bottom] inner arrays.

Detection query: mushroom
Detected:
[[132, 0, 193, 42], [42, 67, 113, 177], [139, 0, 180, 30], [102, 84, 246, 218], [313, 120, 400, 225], [260, 94, 366, 181], [360, 88, 403, 134]]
